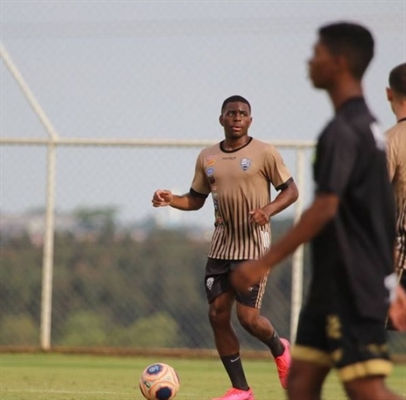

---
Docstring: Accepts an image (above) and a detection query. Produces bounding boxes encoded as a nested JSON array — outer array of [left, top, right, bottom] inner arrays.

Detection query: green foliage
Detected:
[[59, 311, 109, 346], [112, 312, 180, 347], [0, 219, 338, 350], [0, 315, 38, 345]]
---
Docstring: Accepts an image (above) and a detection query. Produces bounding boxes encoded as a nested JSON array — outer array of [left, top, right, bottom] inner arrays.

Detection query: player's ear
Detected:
[[386, 87, 393, 102], [219, 115, 224, 126], [334, 54, 347, 73]]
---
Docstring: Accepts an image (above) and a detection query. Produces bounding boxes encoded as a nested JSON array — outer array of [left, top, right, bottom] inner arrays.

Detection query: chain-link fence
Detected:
[[0, 141, 312, 350], [1, 1, 405, 355]]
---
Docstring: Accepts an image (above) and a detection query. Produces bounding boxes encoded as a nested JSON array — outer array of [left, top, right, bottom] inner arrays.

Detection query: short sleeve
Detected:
[[314, 121, 358, 196], [190, 151, 211, 195], [264, 145, 293, 191]]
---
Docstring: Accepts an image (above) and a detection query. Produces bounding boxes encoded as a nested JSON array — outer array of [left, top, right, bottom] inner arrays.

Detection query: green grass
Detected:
[[0, 353, 405, 400]]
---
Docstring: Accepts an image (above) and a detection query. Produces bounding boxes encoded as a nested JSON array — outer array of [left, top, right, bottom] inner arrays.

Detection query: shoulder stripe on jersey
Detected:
[[190, 188, 209, 198], [275, 177, 294, 191]]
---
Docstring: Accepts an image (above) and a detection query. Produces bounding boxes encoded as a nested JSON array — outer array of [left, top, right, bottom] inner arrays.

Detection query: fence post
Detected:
[[1, 42, 59, 350], [290, 147, 305, 344], [40, 143, 57, 350]]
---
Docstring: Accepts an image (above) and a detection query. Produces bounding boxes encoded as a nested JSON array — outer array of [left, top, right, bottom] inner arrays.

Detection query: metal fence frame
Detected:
[[1, 42, 315, 350]]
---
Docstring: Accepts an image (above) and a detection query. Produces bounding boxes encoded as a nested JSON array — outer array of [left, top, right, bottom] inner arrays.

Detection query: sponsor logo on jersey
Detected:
[[240, 158, 252, 171]]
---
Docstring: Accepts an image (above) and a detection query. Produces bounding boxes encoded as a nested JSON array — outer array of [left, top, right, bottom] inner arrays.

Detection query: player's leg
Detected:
[[235, 302, 286, 356], [234, 274, 290, 389], [233, 264, 285, 353], [205, 259, 254, 400], [288, 358, 330, 400], [209, 290, 240, 356], [344, 376, 405, 400]]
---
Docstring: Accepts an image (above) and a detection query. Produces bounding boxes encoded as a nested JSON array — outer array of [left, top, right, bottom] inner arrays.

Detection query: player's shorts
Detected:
[[293, 300, 392, 382], [204, 258, 267, 309]]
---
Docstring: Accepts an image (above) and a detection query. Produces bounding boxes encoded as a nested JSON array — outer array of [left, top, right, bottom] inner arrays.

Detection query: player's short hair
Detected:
[[389, 63, 406, 97], [221, 95, 251, 113], [318, 22, 374, 80]]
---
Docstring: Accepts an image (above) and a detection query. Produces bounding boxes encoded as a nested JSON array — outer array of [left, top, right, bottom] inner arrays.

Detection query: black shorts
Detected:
[[204, 258, 267, 309], [293, 300, 392, 382]]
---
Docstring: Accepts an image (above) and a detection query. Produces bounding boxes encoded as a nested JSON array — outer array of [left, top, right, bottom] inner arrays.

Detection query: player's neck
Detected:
[[328, 78, 363, 111], [223, 136, 251, 151], [393, 103, 406, 123]]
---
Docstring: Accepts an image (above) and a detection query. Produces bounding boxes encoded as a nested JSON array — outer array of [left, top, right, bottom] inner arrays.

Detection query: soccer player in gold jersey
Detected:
[[152, 95, 298, 400], [385, 63, 406, 332]]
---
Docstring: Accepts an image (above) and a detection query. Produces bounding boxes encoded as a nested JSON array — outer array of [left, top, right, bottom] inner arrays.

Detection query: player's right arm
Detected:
[[152, 150, 209, 211], [152, 189, 206, 211]]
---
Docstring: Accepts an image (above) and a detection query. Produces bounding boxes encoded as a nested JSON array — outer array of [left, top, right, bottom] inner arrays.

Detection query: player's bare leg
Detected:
[[288, 359, 330, 400], [235, 302, 274, 340], [236, 302, 291, 389], [209, 291, 254, 400], [344, 376, 405, 400], [209, 290, 239, 355]]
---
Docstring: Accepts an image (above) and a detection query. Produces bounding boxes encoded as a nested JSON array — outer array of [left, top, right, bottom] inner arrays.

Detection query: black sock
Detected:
[[220, 353, 249, 391], [262, 330, 285, 358]]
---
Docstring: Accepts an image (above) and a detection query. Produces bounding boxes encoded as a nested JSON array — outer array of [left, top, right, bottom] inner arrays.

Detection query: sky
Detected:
[[1, 1, 405, 227]]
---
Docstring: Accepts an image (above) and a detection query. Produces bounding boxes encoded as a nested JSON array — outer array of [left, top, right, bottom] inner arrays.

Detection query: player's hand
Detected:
[[388, 284, 406, 331], [249, 209, 269, 226], [231, 259, 270, 293], [152, 189, 173, 207]]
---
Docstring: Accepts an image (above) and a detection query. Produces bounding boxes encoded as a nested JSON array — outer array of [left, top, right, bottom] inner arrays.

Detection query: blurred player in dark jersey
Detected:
[[152, 96, 298, 400], [232, 22, 406, 400]]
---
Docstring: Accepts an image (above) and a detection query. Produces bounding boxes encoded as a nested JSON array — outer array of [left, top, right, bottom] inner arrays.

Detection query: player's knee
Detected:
[[208, 306, 229, 327]]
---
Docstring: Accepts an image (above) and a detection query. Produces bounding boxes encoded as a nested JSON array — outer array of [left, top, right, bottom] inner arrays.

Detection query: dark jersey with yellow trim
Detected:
[[309, 97, 396, 320], [190, 137, 293, 260]]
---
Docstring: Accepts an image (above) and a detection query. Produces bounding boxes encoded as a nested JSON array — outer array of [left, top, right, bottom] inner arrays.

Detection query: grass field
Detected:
[[0, 353, 405, 400]]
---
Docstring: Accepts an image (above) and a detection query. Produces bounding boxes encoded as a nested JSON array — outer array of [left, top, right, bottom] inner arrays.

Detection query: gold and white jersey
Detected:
[[191, 137, 293, 260], [386, 120, 406, 270]]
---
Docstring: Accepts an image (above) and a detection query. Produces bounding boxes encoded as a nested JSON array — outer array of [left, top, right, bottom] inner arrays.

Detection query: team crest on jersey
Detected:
[[240, 158, 252, 171]]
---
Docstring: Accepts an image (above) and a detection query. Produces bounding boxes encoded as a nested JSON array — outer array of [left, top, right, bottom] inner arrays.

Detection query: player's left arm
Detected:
[[263, 179, 299, 217], [249, 179, 298, 225]]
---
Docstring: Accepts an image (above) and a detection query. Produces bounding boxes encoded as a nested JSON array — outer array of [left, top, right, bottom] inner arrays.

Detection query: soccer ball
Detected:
[[139, 362, 180, 400]]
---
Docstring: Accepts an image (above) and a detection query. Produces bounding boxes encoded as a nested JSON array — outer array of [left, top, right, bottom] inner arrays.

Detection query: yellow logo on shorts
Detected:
[[326, 315, 342, 340]]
